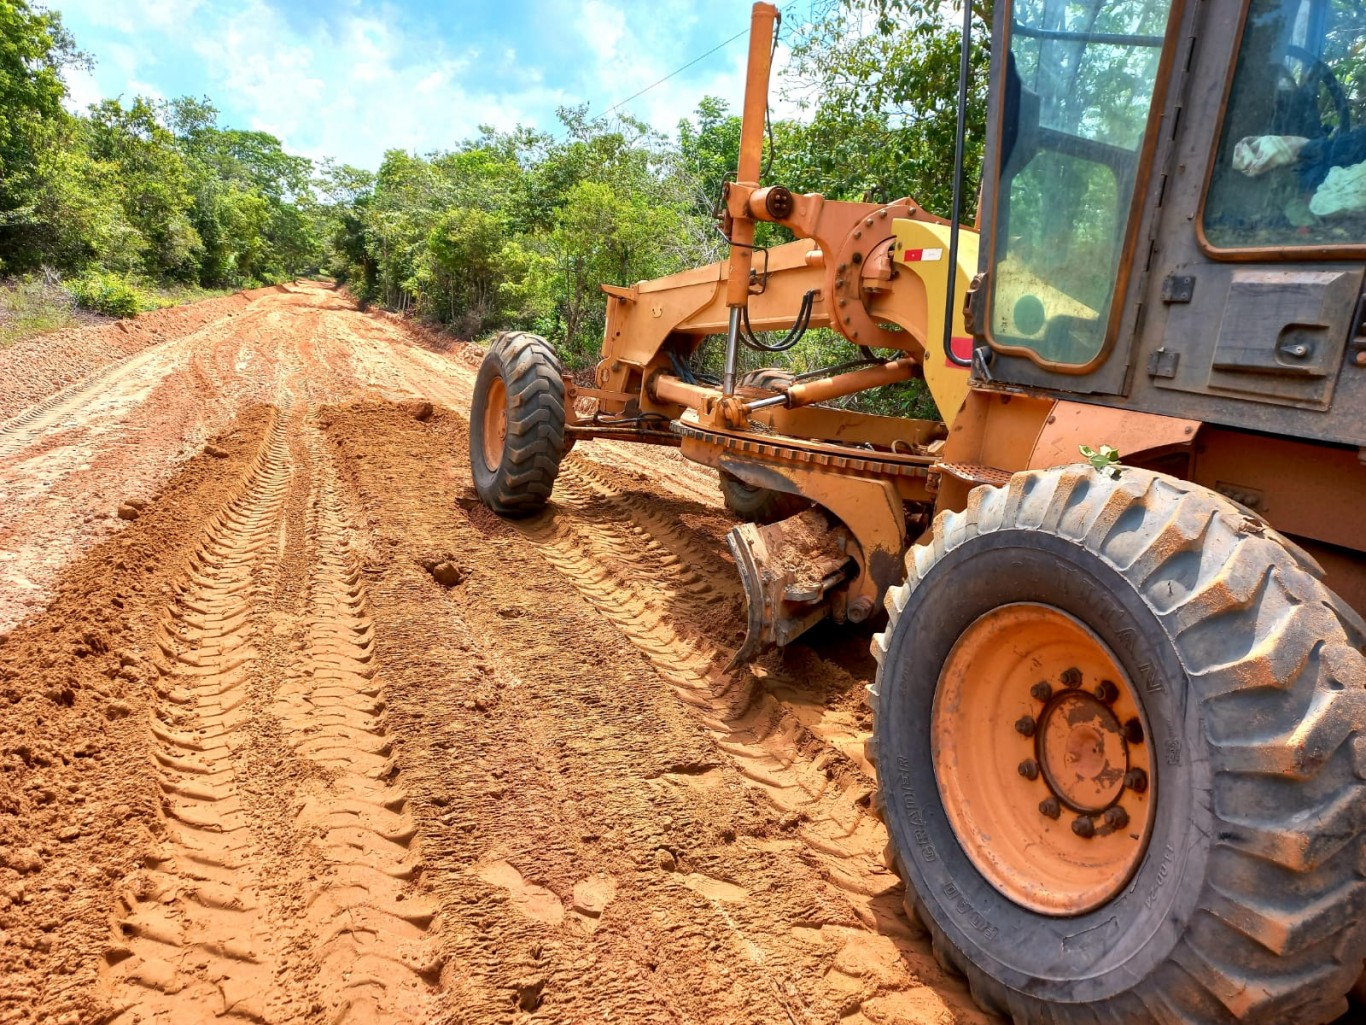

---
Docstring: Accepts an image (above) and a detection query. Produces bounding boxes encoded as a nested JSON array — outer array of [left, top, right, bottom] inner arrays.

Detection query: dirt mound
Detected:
[[0, 409, 271, 1025]]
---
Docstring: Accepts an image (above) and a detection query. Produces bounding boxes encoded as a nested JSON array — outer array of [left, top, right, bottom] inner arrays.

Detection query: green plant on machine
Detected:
[[1079, 444, 1123, 479]]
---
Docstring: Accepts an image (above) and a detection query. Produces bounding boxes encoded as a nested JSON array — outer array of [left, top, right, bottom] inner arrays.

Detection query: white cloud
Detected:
[[126, 80, 166, 103], [49, 0, 807, 168], [580, 1, 627, 63], [60, 65, 102, 113]]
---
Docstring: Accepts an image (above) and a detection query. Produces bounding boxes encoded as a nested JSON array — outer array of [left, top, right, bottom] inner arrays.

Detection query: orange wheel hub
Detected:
[[931, 603, 1154, 916], [482, 375, 508, 473]]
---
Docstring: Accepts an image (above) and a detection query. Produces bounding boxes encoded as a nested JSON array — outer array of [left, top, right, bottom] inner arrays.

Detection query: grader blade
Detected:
[[726, 507, 852, 669]]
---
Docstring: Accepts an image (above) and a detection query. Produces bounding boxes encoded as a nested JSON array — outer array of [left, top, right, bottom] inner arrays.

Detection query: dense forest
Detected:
[[1, 0, 986, 385]]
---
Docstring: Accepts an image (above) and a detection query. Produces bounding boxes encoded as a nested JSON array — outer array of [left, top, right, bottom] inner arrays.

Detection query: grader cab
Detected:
[[470, 2, 1366, 1022]]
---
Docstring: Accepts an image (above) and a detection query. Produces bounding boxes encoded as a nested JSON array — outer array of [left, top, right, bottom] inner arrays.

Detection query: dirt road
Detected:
[[0, 283, 991, 1025]]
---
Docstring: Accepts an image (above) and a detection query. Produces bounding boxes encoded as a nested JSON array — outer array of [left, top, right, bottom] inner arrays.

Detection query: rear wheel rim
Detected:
[[482, 375, 508, 473], [931, 602, 1155, 916]]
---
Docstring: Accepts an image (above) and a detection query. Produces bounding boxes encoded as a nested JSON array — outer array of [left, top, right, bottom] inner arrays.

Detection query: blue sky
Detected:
[[53, 0, 809, 169]]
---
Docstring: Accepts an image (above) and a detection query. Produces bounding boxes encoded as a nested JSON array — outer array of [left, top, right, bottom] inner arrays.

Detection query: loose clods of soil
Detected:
[[404, 399, 435, 422], [421, 555, 470, 587]]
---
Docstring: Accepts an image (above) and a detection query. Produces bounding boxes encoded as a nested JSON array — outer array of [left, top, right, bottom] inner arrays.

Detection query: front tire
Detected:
[[469, 332, 566, 517], [868, 466, 1366, 1024]]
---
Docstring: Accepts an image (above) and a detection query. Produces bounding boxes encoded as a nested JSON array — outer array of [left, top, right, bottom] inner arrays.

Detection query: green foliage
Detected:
[[69, 271, 142, 317], [0, 276, 77, 346], [0, 0, 87, 236], [312, 0, 978, 427], [0, 8, 321, 298], [785, 1, 991, 214], [1080, 444, 1123, 479], [324, 110, 714, 361]]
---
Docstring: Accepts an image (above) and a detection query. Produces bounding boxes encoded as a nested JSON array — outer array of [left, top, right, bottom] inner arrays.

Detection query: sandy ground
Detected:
[[0, 282, 996, 1024]]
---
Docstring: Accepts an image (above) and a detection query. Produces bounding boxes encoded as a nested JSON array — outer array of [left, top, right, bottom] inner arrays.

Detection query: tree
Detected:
[[785, 0, 991, 215], [86, 98, 202, 279], [0, 0, 87, 270]]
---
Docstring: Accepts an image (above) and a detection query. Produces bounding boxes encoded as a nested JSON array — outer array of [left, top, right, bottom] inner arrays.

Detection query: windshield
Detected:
[[989, 0, 1174, 367], [1205, 0, 1366, 250]]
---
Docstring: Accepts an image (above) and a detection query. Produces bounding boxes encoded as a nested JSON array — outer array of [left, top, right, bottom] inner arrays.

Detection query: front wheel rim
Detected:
[[481, 374, 508, 474], [931, 602, 1155, 916]]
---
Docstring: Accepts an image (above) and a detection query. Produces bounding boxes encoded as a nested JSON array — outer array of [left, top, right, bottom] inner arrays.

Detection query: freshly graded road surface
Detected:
[[0, 283, 993, 1025]]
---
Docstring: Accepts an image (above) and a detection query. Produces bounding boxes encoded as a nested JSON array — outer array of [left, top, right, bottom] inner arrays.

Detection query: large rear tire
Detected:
[[868, 465, 1366, 1024], [469, 332, 566, 517]]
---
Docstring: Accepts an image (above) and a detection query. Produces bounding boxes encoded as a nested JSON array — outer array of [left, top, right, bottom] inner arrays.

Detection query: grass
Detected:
[[0, 273, 240, 348], [140, 281, 237, 310], [0, 277, 80, 348]]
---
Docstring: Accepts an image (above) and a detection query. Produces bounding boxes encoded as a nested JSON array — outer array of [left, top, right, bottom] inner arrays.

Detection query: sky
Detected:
[[52, 0, 811, 170]]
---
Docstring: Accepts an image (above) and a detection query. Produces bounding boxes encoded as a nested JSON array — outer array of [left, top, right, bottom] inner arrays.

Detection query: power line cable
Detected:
[[600, 27, 751, 117], [596, 1, 801, 121]]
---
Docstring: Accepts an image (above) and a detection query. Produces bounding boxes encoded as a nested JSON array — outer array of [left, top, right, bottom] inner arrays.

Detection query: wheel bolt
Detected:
[[1123, 768, 1149, 793], [1039, 797, 1061, 819], [1103, 806, 1130, 830], [1015, 714, 1037, 738], [1095, 679, 1119, 704], [1060, 667, 1082, 689], [1030, 681, 1053, 702], [1018, 758, 1040, 781], [1123, 718, 1144, 744], [1072, 815, 1096, 838]]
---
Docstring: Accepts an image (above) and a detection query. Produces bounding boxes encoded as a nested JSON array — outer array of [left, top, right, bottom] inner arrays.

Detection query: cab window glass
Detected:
[[1205, 0, 1366, 249], [990, 0, 1173, 366]]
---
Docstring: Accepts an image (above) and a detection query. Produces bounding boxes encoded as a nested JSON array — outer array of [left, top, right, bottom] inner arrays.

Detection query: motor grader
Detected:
[[468, 1, 1366, 1022]]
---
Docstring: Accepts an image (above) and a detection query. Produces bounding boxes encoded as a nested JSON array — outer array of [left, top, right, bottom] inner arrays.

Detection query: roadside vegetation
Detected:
[[324, 0, 988, 418], [0, 0, 321, 331], [2, 0, 985, 416]]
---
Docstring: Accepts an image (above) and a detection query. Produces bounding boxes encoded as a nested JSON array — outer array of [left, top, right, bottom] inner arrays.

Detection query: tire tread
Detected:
[[469, 332, 565, 517], [868, 465, 1366, 1025]]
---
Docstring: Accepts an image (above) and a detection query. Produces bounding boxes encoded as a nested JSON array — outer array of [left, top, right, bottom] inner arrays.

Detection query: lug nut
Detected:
[[1030, 681, 1053, 702], [1095, 679, 1119, 704], [1103, 806, 1130, 830], [1123, 768, 1149, 793], [1014, 714, 1037, 738], [1039, 797, 1061, 819], [1018, 758, 1040, 781], [1060, 667, 1082, 689], [1123, 717, 1145, 744], [1072, 815, 1096, 839]]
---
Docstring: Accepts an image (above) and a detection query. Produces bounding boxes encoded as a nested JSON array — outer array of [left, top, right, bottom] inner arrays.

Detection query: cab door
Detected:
[[973, 0, 1182, 396], [1140, 0, 1366, 431]]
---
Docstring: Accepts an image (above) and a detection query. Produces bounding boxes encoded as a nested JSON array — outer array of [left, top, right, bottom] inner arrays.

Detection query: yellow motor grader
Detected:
[[470, 2, 1366, 1022]]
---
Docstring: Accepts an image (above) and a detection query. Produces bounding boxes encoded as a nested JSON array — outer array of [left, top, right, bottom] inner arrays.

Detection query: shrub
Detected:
[[69, 272, 143, 318]]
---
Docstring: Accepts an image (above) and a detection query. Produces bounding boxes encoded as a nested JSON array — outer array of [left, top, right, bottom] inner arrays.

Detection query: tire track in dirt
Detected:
[[510, 461, 991, 1025], [106, 412, 292, 1023], [354, 325, 991, 1020], [319, 401, 991, 1024], [101, 407, 440, 1025], [564, 456, 879, 773], [0, 340, 180, 459], [276, 428, 440, 1023]]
